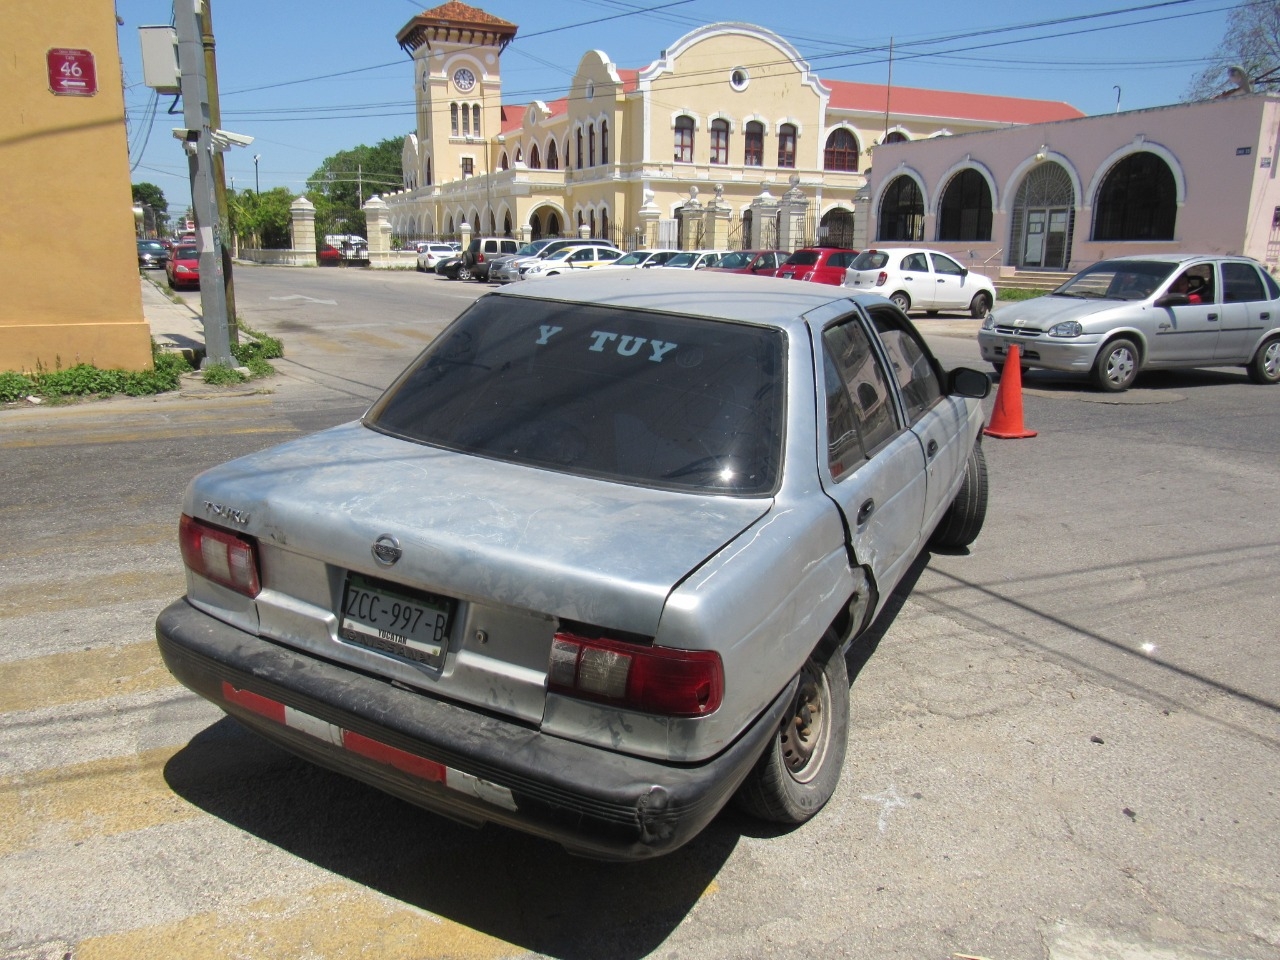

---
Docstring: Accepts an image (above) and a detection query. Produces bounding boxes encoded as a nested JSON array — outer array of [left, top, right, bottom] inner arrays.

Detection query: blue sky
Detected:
[[120, 0, 1239, 211]]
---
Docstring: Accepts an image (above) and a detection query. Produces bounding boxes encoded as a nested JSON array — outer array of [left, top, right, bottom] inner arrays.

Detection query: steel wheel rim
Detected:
[[1105, 346, 1135, 385], [780, 662, 831, 783], [1264, 341, 1280, 379]]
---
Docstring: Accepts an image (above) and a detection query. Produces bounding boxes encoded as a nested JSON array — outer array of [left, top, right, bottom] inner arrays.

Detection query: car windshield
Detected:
[[784, 251, 819, 266], [138, 241, 164, 252], [664, 253, 699, 267], [1054, 260, 1177, 301], [716, 252, 754, 269], [175, 247, 198, 259], [515, 241, 550, 256], [365, 296, 786, 495], [850, 251, 890, 270], [613, 252, 648, 266]]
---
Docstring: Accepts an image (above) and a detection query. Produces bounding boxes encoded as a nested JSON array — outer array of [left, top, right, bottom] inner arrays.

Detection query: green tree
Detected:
[[228, 187, 296, 249], [307, 136, 406, 237], [1186, 1, 1280, 99], [132, 182, 170, 234]]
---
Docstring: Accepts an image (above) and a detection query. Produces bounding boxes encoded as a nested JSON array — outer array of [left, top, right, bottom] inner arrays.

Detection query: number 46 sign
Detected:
[[47, 48, 97, 97]]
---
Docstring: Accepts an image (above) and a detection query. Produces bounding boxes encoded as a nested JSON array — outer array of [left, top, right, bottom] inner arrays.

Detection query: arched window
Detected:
[[590, 210, 597, 235], [601, 120, 609, 165], [878, 176, 924, 241], [600, 207, 609, 241], [472, 105, 480, 137], [937, 169, 993, 242], [450, 104, 459, 137], [745, 121, 764, 166], [547, 212, 560, 236], [674, 115, 695, 163], [824, 129, 859, 172], [461, 104, 470, 137], [777, 123, 797, 168], [529, 143, 541, 169], [589, 125, 596, 166], [710, 118, 729, 164], [426, 158, 432, 186], [1093, 152, 1176, 241], [576, 128, 584, 169], [884, 131, 908, 144], [564, 138, 571, 170], [499, 152, 509, 171]]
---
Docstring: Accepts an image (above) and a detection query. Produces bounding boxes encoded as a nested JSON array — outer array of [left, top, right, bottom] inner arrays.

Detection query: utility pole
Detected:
[[199, 0, 238, 348], [174, 0, 234, 367]]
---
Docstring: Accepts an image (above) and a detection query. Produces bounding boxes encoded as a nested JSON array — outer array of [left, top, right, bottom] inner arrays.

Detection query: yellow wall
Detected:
[[1, 2, 153, 374]]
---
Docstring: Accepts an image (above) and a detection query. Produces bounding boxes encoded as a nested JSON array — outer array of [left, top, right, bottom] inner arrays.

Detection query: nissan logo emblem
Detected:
[[371, 534, 402, 566]]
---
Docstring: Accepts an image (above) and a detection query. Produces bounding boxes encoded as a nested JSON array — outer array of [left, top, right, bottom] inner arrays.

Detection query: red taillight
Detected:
[[476, 252, 485, 262], [179, 514, 261, 597], [548, 632, 723, 717], [876, 271, 888, 286]]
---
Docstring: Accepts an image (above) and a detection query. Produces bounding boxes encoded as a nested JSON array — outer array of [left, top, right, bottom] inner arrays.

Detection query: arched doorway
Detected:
[[821, 208, 855, 248], [877, 176, 924, 242], [1012, 162, 1074, 269]]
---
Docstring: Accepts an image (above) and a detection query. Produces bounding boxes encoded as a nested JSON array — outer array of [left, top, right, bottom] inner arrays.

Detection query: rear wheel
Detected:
[[1092, 337, 1139, 392], [1247, 335, 1280, 384], [735, 632, 849, 824], [890, 292, 911, 312], [931, 442, 988, 549], [969, 291, 993, 319], [455, 265, 473, 281]]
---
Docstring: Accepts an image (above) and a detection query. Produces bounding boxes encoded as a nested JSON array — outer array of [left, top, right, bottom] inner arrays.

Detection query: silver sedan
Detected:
[[156, 271, 991, 859]]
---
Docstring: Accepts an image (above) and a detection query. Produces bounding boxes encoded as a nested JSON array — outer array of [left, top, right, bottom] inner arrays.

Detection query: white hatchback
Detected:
[[844, 248, 996, 319]]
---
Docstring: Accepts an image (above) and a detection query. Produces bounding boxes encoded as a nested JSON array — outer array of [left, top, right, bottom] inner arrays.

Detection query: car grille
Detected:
[[991, 325, 1045, 339]]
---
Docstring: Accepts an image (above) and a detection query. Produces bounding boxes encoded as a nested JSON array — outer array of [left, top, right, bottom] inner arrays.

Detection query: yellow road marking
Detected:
[[0, 639, 176, 714], [0, 424, 293, 449], [76, 881, 516, 960], [0, 745, 193, 856], [348, 330, 412, 350]]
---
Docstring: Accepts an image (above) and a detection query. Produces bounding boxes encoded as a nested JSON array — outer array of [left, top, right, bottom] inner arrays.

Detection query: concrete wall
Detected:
[[1, 1, 154, 373]]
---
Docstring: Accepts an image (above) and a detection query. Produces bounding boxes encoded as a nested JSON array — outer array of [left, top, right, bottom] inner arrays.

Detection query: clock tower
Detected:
[[397, 3, 517, 201]]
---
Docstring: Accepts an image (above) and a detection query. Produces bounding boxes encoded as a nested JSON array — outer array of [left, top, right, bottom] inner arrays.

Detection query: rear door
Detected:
[[1216, 261, 1273, 360], [928, 252, 971, 310], [816, 309, 926, 596], [895, 252, 936, 309]]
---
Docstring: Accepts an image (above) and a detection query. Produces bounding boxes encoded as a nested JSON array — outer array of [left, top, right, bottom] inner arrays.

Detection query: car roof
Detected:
[[493, 269, 865, 329], [1096, 253, 1262, 266]]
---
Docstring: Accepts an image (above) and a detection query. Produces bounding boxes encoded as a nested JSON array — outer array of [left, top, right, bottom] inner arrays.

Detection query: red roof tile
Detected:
[[827, 79, 1083, 124]]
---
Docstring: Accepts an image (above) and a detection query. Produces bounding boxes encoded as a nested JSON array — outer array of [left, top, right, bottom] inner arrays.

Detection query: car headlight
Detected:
[[1048, 321, 1083, 338], [981, 313, 995, 330]]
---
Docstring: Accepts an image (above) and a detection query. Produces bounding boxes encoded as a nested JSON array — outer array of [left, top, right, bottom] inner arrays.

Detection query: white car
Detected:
[[654, 250, 730, 270], [593, 249, 681, 270], [844, 248, 996, 319], [521, 244, 623, 278], [416, 243, 457, 272]]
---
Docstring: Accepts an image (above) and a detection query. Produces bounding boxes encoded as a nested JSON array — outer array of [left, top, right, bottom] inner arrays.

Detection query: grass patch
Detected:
[[997, 288, 1048, 302], [0, 343, 193, 404]]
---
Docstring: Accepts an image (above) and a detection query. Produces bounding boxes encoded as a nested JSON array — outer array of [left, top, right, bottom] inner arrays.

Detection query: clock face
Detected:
[[453, 68, 476, 92]]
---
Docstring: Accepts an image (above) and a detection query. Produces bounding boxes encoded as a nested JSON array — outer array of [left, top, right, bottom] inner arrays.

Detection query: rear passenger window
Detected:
[[1222, 262, 1267, 302], [823, 318, 899, 476], [870, 308, 943, 424]]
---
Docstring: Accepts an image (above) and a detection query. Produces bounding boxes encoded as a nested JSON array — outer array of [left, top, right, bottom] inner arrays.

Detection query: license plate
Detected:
[[339, 573, 454, 667]]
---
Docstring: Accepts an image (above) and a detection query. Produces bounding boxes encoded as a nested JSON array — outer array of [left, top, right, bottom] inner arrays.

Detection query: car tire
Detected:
[[890, 292, 911, 312], [1092, 337, 1140, 392], [1247, 335, 1280, 385], [926, 310, 940, 317], [969, 292, 993, 319], [455, 266, 472, 281], [734, 631, 849, 825], [930, 441, 989, 549]]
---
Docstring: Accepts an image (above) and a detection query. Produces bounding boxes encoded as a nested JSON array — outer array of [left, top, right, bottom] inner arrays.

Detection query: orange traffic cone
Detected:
[[983, 344, 1037, 439]]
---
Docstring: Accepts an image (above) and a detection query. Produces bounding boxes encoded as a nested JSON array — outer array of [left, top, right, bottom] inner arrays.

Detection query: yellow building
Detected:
[[385, 2, 1083, 250], [1, 2, 153, 375]]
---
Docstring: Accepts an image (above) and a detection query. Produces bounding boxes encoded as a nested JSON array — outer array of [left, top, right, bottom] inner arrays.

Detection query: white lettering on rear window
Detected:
[[537, 325, 563, 345], [588, 331, 679, 362]]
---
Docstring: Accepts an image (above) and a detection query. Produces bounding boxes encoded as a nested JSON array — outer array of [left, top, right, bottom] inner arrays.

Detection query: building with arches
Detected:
[[382, 2, 1081, 250], [863, 93, 1280, 276]]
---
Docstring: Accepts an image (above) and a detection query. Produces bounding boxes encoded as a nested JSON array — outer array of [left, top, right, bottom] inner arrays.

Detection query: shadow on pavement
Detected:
[[164, 716, 737, 960]]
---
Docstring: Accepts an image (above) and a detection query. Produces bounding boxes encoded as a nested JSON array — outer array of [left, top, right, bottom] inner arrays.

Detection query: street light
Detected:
[[253, 153, 260, 194]]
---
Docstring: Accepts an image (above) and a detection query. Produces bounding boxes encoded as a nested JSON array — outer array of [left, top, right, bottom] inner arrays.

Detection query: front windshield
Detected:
[[515, 242, 544, 256], [1055, 260, 1177, 301], [613, 252, 647, 266], [665, 253, 697, 267], [542, 248, 575, 263], [716, 252, 753, 269], [366, 296, 786, 495]]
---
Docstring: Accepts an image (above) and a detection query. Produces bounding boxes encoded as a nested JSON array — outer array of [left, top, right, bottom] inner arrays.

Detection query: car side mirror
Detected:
[[948, 367, 991, 399], [959, 267, 969, 277], [1154, 293, 1189, 307]]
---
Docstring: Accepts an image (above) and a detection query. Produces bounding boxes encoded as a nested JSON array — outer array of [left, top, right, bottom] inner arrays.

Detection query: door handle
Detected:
[[1261, 312, 1271, 320], [856, 499, 874, 524], [926, 438, 938, 459], [1208, 313, 1218, 321]]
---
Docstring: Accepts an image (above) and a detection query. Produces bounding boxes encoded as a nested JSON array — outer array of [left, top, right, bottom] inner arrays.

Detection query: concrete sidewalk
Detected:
[[139, 275, 206, 363]]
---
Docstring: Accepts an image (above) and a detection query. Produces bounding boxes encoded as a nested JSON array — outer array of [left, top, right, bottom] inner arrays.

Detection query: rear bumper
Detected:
[[156, 599, 790, 860]]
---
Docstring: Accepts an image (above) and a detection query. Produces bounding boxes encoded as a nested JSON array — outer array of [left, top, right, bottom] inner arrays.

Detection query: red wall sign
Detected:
[[47, 48, 97, 97]]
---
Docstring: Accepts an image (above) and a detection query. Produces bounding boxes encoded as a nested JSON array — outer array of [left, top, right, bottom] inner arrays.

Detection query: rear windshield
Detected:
[[715, 251, 753, 269], [366, 296, 786, 495], [1055, 260, 1177, 301], [175, 246, 198, 258], [850, 251, 889, 270], [784, 251, 819, 266]]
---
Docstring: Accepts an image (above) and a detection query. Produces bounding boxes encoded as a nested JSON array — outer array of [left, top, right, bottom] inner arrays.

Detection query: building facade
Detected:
[[862, 93, 1280, 274], [1, 1, 153, 374], [384, 2, 1083, 250]]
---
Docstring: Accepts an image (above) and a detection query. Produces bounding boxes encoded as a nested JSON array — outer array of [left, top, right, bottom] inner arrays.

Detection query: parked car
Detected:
[[491, 238, 621, 283], [416, 243, 457, 271], [978, 254, 1280, 391], [772, 246, 858, 285], [318, 244, 343, 265], [653, 250, 728, 270], [592, 249, 682, 270], [844, 248, 996, 319], [137, 239, 168, 270], [705, 250, 788, 275], [165, 244, 200, 289], [462, 236, 521, 281], [520, 244, 623, 278], [435, 254, 469, 279], [155, 270, 991, 860]]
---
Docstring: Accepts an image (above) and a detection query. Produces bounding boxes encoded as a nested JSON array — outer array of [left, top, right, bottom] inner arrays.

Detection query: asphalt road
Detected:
[[1, 266, 1277, 960]]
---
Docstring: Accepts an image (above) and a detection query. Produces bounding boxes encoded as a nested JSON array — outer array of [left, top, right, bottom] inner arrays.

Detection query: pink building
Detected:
[[862, 93, 1280, 277]]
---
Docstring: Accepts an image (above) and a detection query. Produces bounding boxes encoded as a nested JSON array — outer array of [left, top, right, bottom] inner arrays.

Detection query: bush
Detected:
[[201, 362, 247, 385], [997, 288, 1046, 302], [0, 371, 36, 403], [1, 343, 194, 404]]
